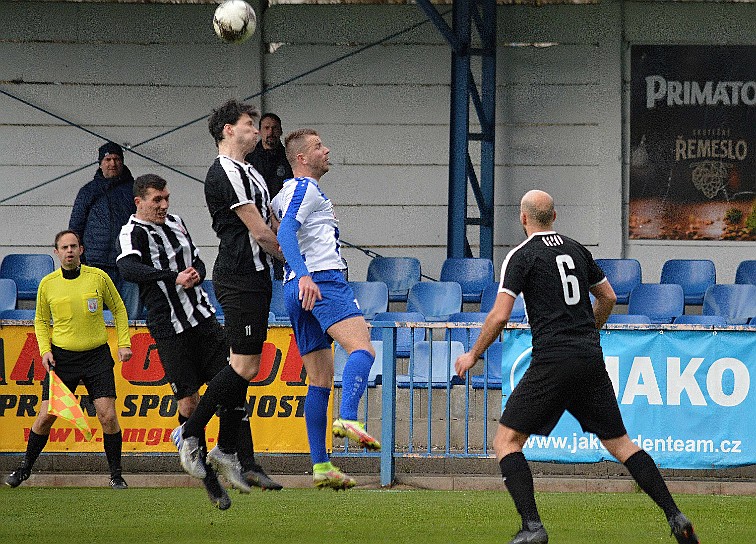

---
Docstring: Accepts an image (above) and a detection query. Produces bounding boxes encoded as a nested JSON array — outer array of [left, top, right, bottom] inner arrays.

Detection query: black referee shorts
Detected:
[[213, 271, 271, 356], [499, 355, 627, 440], [153, 318, 230, 400], [41, 344, 116, 401]]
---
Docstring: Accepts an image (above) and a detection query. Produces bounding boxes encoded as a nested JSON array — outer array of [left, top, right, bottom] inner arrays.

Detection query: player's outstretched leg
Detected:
[[334, 348, 380, 450]]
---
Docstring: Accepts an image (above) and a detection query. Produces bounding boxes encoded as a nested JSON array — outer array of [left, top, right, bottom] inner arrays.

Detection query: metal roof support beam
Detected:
[[417, 0, 497, 260]]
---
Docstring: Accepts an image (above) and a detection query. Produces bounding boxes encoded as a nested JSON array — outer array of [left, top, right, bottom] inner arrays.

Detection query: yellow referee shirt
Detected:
[[34, 265, 131, 355]]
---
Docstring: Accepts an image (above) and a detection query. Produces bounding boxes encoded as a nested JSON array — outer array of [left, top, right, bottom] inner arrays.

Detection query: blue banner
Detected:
[[500, 328, 755, 468]]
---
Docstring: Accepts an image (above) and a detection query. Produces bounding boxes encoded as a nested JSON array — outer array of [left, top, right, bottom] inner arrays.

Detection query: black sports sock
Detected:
[[217, 407, 245, 454], [23, 430, 49, 469], [103, 431, 123, 478], [183, 365, 248, 439], [499, 452, 541, 526], [624, 449, 679, 519], [235, 414, 256, 470]]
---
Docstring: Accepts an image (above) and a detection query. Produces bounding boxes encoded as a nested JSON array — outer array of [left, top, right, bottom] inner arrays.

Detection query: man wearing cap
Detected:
[[69, 142, 139, 318]]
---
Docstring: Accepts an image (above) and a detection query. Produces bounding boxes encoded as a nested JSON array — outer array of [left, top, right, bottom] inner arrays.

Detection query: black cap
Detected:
[[98, 142, 124, 162]]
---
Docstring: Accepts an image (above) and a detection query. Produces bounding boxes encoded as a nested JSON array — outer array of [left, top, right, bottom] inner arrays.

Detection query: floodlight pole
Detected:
[[416, 0, 497, 260]]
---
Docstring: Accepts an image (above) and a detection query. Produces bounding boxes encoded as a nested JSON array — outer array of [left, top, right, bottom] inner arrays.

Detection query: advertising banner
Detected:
[[0, 324, 325, 453], [500, 328, 754, 468], [629, 45, 756, 241]]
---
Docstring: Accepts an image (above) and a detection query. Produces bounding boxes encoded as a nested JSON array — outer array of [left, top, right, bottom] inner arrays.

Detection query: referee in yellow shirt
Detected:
[[5, 230, 132, 490]]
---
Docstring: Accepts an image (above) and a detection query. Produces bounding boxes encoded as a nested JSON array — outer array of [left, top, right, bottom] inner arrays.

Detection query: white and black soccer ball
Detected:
[[213, 0, 257, 44]]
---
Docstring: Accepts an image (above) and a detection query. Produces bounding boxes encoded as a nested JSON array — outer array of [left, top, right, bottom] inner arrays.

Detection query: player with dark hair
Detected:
[[173, 99, 284, 492], [6, 230, 131, 490], [271, 128, 379, 490], [455, 190, 699, 544]]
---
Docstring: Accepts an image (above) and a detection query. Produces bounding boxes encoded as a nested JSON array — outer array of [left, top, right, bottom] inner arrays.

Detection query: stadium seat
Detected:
[[439, 258, 494, 303], [201, 279, 224, 321], [660, 259, 716, 305], [470, 343, 503, 389], [750, 316, 756, 327], [334, 340, 383, 387], [446, 312, 489, 351], [702, 284, 756, 325], [0, 278, 17, 314], [735, 260, 756, 286], [0, 254, 55, 301], [595, 258, 642, 304], [406, 282, 462, 321], [366, 257, 421, 303], [673, 314, 728, 326], [627, 284, 684, 323], [480, 283, 526, 322], [348, 281, 388, 321], [397, 340, 465, 388], [269, 280, 289, 322], [606, 314, 652, 324], [370, 311, 426, 358]]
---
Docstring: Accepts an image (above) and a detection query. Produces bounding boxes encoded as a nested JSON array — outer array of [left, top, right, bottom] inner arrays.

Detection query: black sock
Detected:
[[624, 449, 678, 519], [183, 365, 248, 439], [23, 430, 49, 469], [103, 431, 123, 478], [234, 414, 256, 470], [499, 452, 541, 526], [217, 407, 245, 454]]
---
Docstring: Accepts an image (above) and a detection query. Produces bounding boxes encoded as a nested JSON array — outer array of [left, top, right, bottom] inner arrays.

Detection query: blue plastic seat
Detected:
[[0, 254, 55, 301], [270, 280, 290, 322], [201, 279, 224, 321], [366, 257, 421, 303], [406, 282, 462, 322], [334, 340, 383, 387], [702, 284, 756, 325], [627, 284, 684, 323], [673, 314, 728, 326], [471, 343, 503, 389], [348, 281, 388, 321], [446, 312, 489, 351], [735, 260, 756, 286], [595, 258, 642, 305], [0, 309, 37, 320], [370, 311, 426, 358], [439, 258, 494, 303], [0, 278, 17, 314], [606, 314, 652, 324], [480, 283, 526, 322], [397, 340, 465, 388], [660, 259, 716, 305]]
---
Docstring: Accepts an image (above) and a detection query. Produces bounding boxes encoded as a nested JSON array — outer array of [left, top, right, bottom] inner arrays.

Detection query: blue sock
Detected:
[[304, 385, 331, 465], [339, 349, 375, 421]]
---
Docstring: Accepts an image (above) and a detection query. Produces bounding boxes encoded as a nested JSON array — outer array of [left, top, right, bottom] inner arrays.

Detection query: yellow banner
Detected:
[[0, 323, 330, 453]]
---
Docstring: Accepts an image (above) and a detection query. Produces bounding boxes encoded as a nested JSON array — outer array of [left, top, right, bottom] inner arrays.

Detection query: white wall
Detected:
[[0, 0, 753, 284]]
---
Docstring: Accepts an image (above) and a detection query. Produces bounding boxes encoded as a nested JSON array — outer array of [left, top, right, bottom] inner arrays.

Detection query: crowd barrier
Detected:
[[1, 319, 753, 488]]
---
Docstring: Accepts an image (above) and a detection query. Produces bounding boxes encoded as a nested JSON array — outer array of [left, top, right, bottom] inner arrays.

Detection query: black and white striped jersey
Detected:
[[117, 213, 215, 338], [499, 231, 607, 364], [204, 155, 272, 276]]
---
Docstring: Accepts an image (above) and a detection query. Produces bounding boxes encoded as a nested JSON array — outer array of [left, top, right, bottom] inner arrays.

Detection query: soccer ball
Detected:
[[213, 0, 256, 44]]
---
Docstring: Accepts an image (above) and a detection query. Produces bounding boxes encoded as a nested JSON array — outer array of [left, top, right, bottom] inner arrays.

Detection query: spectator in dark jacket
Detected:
[[69, 142, 140, 317]]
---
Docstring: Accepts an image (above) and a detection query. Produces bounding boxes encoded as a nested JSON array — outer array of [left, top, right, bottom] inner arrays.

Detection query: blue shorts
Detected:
[[283, 270, 363, 356]]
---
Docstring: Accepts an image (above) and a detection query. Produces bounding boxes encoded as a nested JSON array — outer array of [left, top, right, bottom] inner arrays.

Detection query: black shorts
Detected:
[[153, 318, 230, 399], [499, 356, 627, 440], [41, 344, 116, 401], [213, 271, 271, 356]]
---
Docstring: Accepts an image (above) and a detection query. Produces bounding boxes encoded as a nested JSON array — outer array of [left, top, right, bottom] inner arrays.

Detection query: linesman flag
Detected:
[[48, 370, 93, 441]]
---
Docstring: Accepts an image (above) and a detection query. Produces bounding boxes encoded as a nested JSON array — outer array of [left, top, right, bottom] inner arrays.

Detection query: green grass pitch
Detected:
[[0, 487, 753, 543]]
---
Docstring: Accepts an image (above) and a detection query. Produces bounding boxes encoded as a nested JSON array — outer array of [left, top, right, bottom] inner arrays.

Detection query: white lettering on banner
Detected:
[[646, 75, 756, 108], [707, 358, 750, 407], [603, 355, 750, 407], [525, 433, 743, 455], [622, 357, 663, 405]]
